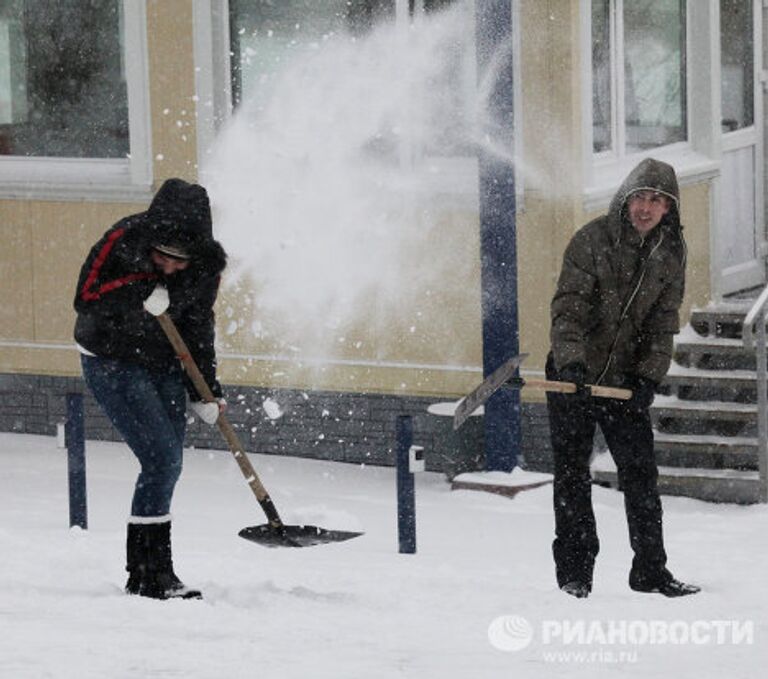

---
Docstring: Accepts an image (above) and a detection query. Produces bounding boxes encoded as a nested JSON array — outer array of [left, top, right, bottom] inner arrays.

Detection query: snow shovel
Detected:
[[155, 312, 363, 548], [453, 354, 632, 430]]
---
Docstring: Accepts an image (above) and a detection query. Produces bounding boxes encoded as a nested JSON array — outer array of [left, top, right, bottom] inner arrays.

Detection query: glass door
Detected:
[[717, 0, 764, 294]]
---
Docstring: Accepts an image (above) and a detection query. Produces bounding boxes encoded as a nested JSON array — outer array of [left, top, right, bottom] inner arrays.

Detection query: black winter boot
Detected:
[[631, 577, 700, 597], [560, 581, 591, 599], [125, 522, 145, 595], [629, 568, 699, 597], [125, 520, 202, 600]]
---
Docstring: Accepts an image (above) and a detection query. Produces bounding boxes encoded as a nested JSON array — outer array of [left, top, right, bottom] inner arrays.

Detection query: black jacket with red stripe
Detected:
[[73, 179, 227, 400]]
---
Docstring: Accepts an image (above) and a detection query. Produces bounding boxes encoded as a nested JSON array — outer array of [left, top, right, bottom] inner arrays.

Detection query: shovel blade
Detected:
[[453, 353, 528, 430], [238, 524, 363, 548]]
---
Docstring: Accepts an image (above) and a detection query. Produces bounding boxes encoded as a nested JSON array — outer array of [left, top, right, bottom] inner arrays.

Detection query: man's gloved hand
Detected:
[[559, 362, 590, 398], [143, 284, 170, 316], [623, 374, 657, 411], [190, 399, 225, 425]]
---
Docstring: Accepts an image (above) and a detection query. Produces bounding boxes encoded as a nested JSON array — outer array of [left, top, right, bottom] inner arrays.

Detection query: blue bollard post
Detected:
[[66, 393, 88, 530], [396, 415, 416, 554]]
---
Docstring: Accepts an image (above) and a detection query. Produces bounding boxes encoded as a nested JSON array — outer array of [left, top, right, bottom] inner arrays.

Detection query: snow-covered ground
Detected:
[[1, 431, 766, 678]]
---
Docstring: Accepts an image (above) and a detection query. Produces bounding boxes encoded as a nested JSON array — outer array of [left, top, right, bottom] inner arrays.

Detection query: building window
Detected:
[[0, 0, 151, 199], [0, 0, 127, 158], [591, 0, 687, 157], [720, 0, 753, 133], [227, 0, 477, 165]]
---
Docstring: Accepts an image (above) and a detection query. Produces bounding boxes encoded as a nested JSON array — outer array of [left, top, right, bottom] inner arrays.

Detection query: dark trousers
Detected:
[[81, 355, 187, 517], [546, 360, 669, 590]]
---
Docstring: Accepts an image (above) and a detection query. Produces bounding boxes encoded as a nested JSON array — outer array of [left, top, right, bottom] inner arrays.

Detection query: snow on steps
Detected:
[[590, 451, 761, 504], [652, 431, 758, 469], [450, 469, 553, 499], [676, 325, 747, 348], [672, 323, 759, 373], [652, 394, 756, 421], [665, 362, 757, 388], [647, 302, 766, 502]]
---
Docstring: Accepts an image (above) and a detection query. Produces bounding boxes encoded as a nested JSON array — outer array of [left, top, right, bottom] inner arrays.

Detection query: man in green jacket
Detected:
[[547, 157, 699, 598]]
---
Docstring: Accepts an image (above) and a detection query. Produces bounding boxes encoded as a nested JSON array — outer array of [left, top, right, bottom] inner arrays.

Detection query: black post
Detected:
[[66, 393, 88, 530], [396, 415, 416, 554], [475, 0, 520, 472]]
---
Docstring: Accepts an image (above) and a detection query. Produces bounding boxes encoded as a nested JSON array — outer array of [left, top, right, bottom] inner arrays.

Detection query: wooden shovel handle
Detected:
[[155, 312, 284, 528], [522, 379, 632, 400]]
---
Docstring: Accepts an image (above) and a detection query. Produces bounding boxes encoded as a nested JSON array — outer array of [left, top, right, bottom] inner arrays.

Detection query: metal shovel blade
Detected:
[[238, 524, 364, 548], [453, 353, 528, 430]]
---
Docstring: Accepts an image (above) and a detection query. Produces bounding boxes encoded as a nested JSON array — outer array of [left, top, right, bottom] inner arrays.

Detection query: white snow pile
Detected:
[[261, 397, 284, 421], [453, 467, 553, 488], [0, 432, 766, 678], [201, 5, 480, 357]]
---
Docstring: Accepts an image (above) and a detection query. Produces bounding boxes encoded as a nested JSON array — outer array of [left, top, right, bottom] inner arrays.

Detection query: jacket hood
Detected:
[[187, 238, 228, 277], [146, 178, 214, 254], [610, 158, 680, 210], [608, 157, 681, 236]]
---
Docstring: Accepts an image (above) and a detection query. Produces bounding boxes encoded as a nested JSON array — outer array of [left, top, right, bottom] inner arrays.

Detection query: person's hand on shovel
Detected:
[[559, 362, 591, 401], [143, 286, 226, 426], [190, 399, 226, 425], [143, 284, 170, 316]]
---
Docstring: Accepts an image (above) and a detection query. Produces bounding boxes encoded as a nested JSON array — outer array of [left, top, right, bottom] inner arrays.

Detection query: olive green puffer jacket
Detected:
[[550, 158, 687, 387]]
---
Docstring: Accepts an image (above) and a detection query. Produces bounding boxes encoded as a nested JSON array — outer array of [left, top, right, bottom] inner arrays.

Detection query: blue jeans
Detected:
[[81, 355, 187, 517]]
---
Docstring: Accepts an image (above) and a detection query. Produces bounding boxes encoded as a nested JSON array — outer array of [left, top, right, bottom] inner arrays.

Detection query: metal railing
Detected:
[[742, 286, 768, 503]]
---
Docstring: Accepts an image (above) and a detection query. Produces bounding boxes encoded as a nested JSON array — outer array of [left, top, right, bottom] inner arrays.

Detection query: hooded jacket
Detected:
[[73, 179, 227, 399], [550, 158, 687, 387]]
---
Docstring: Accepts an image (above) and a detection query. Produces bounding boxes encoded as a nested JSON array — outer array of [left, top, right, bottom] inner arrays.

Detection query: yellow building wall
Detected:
[[147, 0, 199, 182], [0, 0, 714, 401], [515, 0, 585, 384], [0, 0, 198, 377]]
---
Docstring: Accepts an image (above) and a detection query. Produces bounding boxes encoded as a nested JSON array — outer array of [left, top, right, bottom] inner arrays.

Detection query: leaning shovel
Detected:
[[453, 354, 632, 430], [155, 312, 363, 548]]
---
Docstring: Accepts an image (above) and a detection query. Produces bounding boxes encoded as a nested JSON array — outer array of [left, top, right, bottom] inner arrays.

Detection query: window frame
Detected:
[[194, 0, 524, 209], [0, 0, 152, 202], [591, 0, 688, 161], [581, 0, 720, 211]]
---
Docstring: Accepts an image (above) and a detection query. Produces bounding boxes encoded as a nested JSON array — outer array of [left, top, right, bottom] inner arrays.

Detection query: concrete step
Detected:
[[674, 335, 755, 366], [672, 323, 765, 370], [676, 334, 749, 353], [652, 395, 756, 437], [652, 395, 755, 421], [630, 300, 768, 501], [662, 363, 758, 403], [591, 454, 762, 504], [653, 431, 758, 470], [689, 303, 752, 339], [664, 363, 756, 388]]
